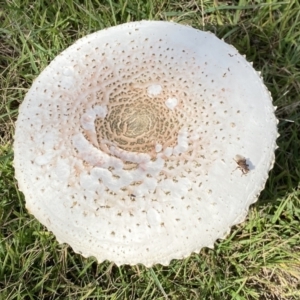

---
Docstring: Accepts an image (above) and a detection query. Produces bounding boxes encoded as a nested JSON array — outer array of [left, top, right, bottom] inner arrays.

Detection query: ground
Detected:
[[0, 0, 300, 299]]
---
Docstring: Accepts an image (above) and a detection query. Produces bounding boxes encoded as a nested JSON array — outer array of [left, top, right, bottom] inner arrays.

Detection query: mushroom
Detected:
[[13, 21, 278, 267]]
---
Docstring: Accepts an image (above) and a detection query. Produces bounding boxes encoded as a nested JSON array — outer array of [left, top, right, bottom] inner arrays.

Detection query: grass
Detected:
[[0, 0, 300, 299]]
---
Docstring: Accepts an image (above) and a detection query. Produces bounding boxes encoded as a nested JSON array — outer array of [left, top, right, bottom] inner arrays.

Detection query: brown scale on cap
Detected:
[[94, 85, 182, 157]]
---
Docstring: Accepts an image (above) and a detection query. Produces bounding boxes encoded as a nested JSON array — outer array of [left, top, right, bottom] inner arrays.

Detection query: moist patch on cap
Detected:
[[13, 21, 278, 267]]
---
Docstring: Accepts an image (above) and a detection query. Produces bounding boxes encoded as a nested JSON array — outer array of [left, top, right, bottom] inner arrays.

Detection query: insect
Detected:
[[233, 155, 250, 176]]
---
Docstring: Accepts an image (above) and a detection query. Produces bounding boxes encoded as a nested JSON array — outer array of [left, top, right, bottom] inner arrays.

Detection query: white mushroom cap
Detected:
[[13, 21, 278, 267]]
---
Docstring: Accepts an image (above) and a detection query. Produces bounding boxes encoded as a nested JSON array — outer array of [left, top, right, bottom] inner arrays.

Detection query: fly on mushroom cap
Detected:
[[13, 21, 278, 267]]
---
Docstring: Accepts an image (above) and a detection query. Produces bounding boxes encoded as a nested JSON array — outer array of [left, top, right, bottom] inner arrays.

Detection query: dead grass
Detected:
[[0, 0, 299, 299]]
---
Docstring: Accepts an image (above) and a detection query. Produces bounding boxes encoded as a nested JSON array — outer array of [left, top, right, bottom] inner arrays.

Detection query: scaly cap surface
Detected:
[[14, 21, 278, 266]]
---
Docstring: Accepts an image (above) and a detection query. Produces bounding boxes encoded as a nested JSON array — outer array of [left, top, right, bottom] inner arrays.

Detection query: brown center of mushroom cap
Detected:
[[95, 86, 181, 156]]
